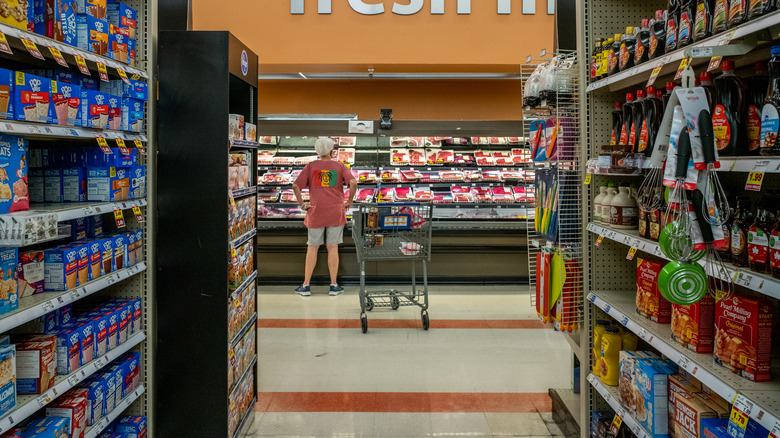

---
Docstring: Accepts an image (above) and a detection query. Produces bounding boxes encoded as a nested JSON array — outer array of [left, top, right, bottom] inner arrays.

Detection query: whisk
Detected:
[[693, 189, 734, 299], [698, 109, 731, 226], [637, 124, 668, 213], [665, 127, 693, 241]]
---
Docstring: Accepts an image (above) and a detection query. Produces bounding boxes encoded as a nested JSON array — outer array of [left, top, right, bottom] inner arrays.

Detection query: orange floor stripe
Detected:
[[257, 392, 552, 413], [258, 318, 550, 329]]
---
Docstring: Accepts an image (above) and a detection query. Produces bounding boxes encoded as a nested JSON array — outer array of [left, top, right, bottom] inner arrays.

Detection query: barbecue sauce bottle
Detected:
[[619, 28, 637, 72], [713, 0, 729, 33], [667, 0, 681, 52], [746, 61, 769, 155], [694, 0, 713, 42], [731, 197, 753, 267], [679, 0, 696, 47], [728, 0, 747, 28], [635, 19, 651, 66], [748, 200, 775, 273], [620, 93, 635, 146], [611, 102, 623, 146], [713, 60, 746, 155], [650, 10, 667, 59]]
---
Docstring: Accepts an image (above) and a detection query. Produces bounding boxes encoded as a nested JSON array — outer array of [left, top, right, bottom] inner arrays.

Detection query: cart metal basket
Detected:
[[352, 203, 433, 333]]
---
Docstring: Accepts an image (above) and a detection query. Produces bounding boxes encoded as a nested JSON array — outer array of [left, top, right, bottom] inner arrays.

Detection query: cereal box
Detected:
[[99, 237, 112, 275], [86, 240, 100, 280], [126, 232, 135, 266], [62, 167, 87, 202], [17, 251, 43, 298], [84, 313, 107, 358], [0, 134, 28, 214], [118, 353, 139, 397], [0, 68, 14, 120], [129, 165, 144, 199], [47, 394, 87, 438], [75, 0, 105, 18], [29, 168, 44, 203], [671, 295, 715, 354], [51, 71, 81, 87], [107, 94, 121, 131], [618, 350, 657, 415], [95, 372, 114, 416], [76, 15, 108, 56], [51, 81, 81, 127], [244, 122, 256, 142], [636, 257, 671, 323], [44, 168, 62, 203], [0, 344, 16, 416], [127, 35, 135, 66], [0, 0, 29, 29], [15, 340, 55, 394], [107, 1, 136, 38], [673, 392, 719, 438], [634, 358, 677, 438], [44, 245, 79, 291], [87, 167, 129, 202], [57, 304, 71, 326], [80, 90, 109, 129], [102, 308, 119, 351], [100, 79, 146, 100], [53, 325, 80, 375], [111, 234, 126, 270], [77, 378, 104, 425], [70, 217, 86, 241], [121, 97, 143, 132], [34, 415, 71, 437], [64, 320, 93, 363], [14, 72, 51, 124], [714, 295, 773, 382], [80, 75, 98, 90], [87, 215, 103, 238]]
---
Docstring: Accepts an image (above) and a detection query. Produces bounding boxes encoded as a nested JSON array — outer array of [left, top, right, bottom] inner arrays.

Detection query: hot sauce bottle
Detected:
[[746, 61, 769, 155], [731, 197, 753, 267], [748, 200, 776, 273], [713, 0, 729, 33], [694, 0, 713, 42], [650, 10, 667, 59]]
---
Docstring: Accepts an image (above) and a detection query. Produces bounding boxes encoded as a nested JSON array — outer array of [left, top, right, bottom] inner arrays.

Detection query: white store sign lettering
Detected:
[[291, 0, 554, 15]]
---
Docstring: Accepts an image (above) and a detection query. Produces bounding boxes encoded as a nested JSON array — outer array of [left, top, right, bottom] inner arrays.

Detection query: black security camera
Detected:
[[380, 109, 393, 129]]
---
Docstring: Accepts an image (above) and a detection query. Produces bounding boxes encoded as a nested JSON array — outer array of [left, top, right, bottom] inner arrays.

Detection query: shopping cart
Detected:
[[352, 203, 434, 333]]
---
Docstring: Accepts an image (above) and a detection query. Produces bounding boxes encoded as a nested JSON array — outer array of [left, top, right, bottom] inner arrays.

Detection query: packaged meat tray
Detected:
[[357, 170, 377, 183], [280, 190, 296, 202], [258, 151, 275, 165], [512, 187, 527, 202], [471, 137, 490, 145], [406, 137, 424, 148], [482, 170, 503, 182], [258, 136, 278, 145], [400, 169, 423, 182], [294, 155, 318, 166], [453, 153, 475, 166], [391, 149, 410, 165], [291, 170, 302, 181], [426, 148, 441, 166], [261, 170, 291, 185], [257, 189, 280, 202], [439, 170, 464, 182], [336, 148, 355, 165], [414, 188, 434, 202], [507, 137, 522, 144], [494, 153, 513, 166], [474, 150, 491, 158], [451, 186, 473, 203], [355, 188, 375, 203], [408, 149, 426, 166], [436, 150, 455, 164], [390, 137, 410, 147], [433, 190, 453, 204], [394, 187, 414, 201], [492, 187, 514, 203], [502, 171, 523, 181], [272, 156, 295, 165], [476, 155, 495, 166], [377, 188, 395, 203], [424, 137, 442, 147], [419, 171, 440, 183], [463, 170, 482, 182], [445, 138, 469, 145], [339, 137, 356, 147], [379, 169, 400, 183], [472, 187, 493, 203]]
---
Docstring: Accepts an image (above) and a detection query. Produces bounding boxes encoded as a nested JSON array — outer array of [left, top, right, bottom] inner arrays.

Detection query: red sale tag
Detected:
[[130, 73, 141, 80], [609, 415, 623, 436], [97, 62, 109, 82], [48, 45, 68, 67], [20, 37, 44, 60], [0, 31, 12, 55], [117, 68, 130, 84], [133, 139, 146, 154], [627, 247, 638, 260], [75, 55, 90, 75], [116, 138, 130, 155], [595, 235, 605, 246], [132, 206, 144, 222], [97, 137, 112, 154], [114, 209, 126, 228], [675, 57, 692, 80], [646, 65, 663, 87]]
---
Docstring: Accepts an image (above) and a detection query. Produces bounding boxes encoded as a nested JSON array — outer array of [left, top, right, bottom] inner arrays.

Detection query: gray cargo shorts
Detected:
[[307, 225, 345, 246]]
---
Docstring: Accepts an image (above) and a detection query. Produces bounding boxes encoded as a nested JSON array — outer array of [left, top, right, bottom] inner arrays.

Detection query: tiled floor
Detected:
[[252, 286, 571, 437]]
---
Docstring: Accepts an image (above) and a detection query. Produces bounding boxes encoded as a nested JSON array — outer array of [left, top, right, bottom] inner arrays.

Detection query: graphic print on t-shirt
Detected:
[[317, 170, 338, 187]]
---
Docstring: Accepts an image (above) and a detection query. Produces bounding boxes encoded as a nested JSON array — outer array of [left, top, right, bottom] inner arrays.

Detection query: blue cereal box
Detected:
[[62, 167, 87, 203], [133, 229, 142, 265], [87, 167, 129, 202], [76, 15, 109, 57], [44, 168, 62, 203], [102, 79, 145, 101], [51, 71, 81, 86], [57, 304, 71, 326], [51, 81, 81, 127], [80, 75, 98, 90], [29, 169, 44, 203], [80, 90, 109, 129], [75, 0, 106, 19], [121, 98, 143, 132], [118, 353, 139, 397], [111, 233, 127, 270], [66, 319, 94, 363], [44, 245, 79, 291], [14, 72, 51, 124], [102, 309, 119, 351], [70, 217, 87, 240], [32, 0, 45, 36], [107, 1, 136, 38], [107, 94, 121, 131], [87, 215, 103, 238], [85, 313, 108, 358], [99, 237, 113, 275], [87, 240, 101, 280], [54, 325, 80, 375], [127, 36, 135, 67], [61, 0, 78, 47], [0, 344, 16, 416], [0, 248, 18, 316], [0, 68, 14, 120], [635, 358, 676, 438], [95, 373, 115, 417]]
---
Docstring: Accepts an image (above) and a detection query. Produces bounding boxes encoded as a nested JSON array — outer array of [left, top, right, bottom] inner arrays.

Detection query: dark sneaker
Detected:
[[295, 285, 311, 296], [329, 285, 344, 296]]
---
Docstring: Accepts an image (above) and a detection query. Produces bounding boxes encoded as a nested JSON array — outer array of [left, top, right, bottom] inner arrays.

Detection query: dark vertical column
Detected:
[[158, 0, 192, 31], [555, 0, 577, 51]]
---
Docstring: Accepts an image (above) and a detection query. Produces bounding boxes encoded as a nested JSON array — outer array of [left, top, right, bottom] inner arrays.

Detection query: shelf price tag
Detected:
[[584, 173, 592, 185], [745, 172, 764, 191], [0, 30, 12, 55], [96, 62, 109, 82], [132, 205, 144, 222], [116, 138, 130, 155], [609, 414, 623, 436], [74, 55, 90, 75], [133, 139, 146, 154], [647, 64, 663, 87], [96, 137, 111, 154], [587, 373, 596, 384], [20, 37, 44, 60], [708, 31, 736, 72], [48, 45, 68, 67], [114, 209, 126, 228], [130, 73, 141, 80], [675, 57, 692, 80], [595, 235, 605, 246], [117, 67, 130, 84], [728, 406, 749, 432], [627, 247, 638, 261]]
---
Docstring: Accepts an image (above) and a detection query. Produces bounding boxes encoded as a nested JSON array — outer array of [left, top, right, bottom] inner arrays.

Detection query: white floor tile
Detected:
[[373, 413, 432, 437], [256, 412, 375, 437], [485, 413, 551, 436], [430, 413, 492, 435]]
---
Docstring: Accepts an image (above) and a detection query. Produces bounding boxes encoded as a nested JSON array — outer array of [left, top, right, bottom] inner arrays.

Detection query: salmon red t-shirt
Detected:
[[294, 160, 355, 229]]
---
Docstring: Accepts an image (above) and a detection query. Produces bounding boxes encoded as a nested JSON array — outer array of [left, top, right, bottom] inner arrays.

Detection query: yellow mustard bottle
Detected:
[[592, 320, 609, 375], [621, 329, 639, 351], [600, 327, 622, 386]]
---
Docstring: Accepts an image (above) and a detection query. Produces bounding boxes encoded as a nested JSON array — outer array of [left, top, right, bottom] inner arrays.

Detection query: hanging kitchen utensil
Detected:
[[658, 259, 708, 305], [659, 222, 705, 262], [698, 109, 730, 226], [664, 127, 694, 248], [692, 189, 734, 299]]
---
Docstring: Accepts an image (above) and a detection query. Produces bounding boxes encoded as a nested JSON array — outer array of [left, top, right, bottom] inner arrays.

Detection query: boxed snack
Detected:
[[73, 243, 90, 285], [75, 0, 106, 18], [0, 0, 27, 29], [29, 168, 44, 203], [87, 216, 103, 238], [0, 135, 28, 213], [113, 415, 145, 436], [44, 245, 79, 291], [47, 392, 87, 438], [62, 167, 87, 203], [673, 392, 720, 438], [86, 240, 100, 280], [76, 15, 109, 56], [126, 35, 136, 66], [80, 75, 98, 90], [228, 114, 244, 140], [51, 81, 81, 126], [11, 313, 57, 334], [87, 167, 130, 202], [126, 232, 136, 266], [618, 351, 656, 413], [0, 68, 14, 120], [121, 98, 143, 132], [98, 238, 113, 275], [668, 374, 700, 438], [95, 372, 115, 415], [27, 416, 71, 437], [110, 302, 129, 344], [636, 257, 671, 323], [47, 0, 65, 42], [118, 352, 139, 397], [108, 30, 129, 64], [78, 378, 104, 426], [107, 1, 136, 39], [80, 90, 109, 129], [53, 325, 80, 375], [107, 94, 121, 131], [44, 168, 62, 203], [18, 251, 44, 298], [244, 122, 256, 142], [0, 344, 15, 416], [634, 357, 677, 438], [671, 295, 715, 354], [0, 248, 18, 313], [66, 320, 94, 363], [83, 313, 108, 358], [126, 297, 141, 335], [57, 304, 71, 326], [15, 340, 55, 394], [111, 234, 127, 270], [714, 295, 773, 382]]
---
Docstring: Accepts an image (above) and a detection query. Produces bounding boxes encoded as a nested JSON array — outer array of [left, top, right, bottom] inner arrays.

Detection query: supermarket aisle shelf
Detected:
[[230, 314, 258, 349], [230, 139, 259, 149], [0, 120, 147, 142], [232, 187, 257, 199], [588, 290, 780, 433], [588, 373, 652, 438], [231, 229, 257, 249], [0, 262, 146, 334], [30, 199, 148, 223], [83, 385, 146, 438], [229, 356, 257, 399], [232, 398, 257, 438], [0, 332, 146, 434]]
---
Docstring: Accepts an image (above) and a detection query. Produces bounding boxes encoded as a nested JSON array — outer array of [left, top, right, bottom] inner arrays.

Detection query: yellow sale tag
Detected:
[[647, 65, 663, 87], [97, 62, 109, 82], [133, 139, 147, 155], [675, 57, 692, 80], [116, 138, 126, 148], [595, 235, 605, 246], [20, 38, 44, 60], [708, 56, 723, 72], [48, 46, 68, 67], [130, 73, 141, 80], [234, 298, 240, 308], [132, 206, 144, 222], [612, 416, 623, 429], [730, 407, 749, 431], [75, 55, 90, 75], [745, 172, 764, 191], [0, 31, 12, 55], [117, 68, 130, 84], [626, 247, 638, 261], [114, 209, 126, 228], [584, 173, 592, 185], [96, 137, 112, 154]]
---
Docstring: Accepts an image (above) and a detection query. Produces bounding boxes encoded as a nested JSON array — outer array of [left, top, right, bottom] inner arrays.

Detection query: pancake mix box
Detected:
[[636, 257, 671, 323], [671, 295, 715, 354], [13, 72, 50, 123], [714, 295, 773, 382]]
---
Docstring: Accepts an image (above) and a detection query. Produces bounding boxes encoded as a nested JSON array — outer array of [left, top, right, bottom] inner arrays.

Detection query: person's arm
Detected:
[[292, 183, 308, 210], [293, 165, 310, 210], [344, 178, 357, 209]]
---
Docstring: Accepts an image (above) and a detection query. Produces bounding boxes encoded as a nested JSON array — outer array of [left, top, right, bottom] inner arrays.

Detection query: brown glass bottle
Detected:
[[635, 19, 651, 66], [748, 200, 776, 273], [718, 206, 734, 263], [649, 188, 665, 241], [731, 197, 753, 267], [694, 0, 713, 42], [650, 10, 667, 60], [770, 201, 780, 278]]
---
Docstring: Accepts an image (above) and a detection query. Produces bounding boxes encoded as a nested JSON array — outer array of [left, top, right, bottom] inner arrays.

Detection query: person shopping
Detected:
[[292, 138, 357, 296]]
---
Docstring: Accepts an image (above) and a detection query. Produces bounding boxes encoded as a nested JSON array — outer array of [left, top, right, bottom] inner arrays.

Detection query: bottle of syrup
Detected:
[[731, 196, 753, 267], [635, 19, 651, 66], [649, 187, 665, 241], [591, 38, 603, 80], [608, 33, 622, 76], [770, 201, 780, 279], [728, 0, 747, 28], [663, 82, 677, 110], [639, 87, 664, 156], [620, 93, 635, 146], [713, 60, 746, 155], [619, 28, 637, 72], [748, 200, 776, 273], [746, 61, 769, 155], [699, 72, 717, 112], [694, 0, 713, 42], [630, 90, 646, 152], [748, 0, 771, 19], [718, 204, 734, 263], [712, 0, 729, 33], [761, 45, 780, 156], [650, 10, 667, 59], [611, 102, 623, 146], [667, 0, 681, 52], [679, 0, 696, 47]]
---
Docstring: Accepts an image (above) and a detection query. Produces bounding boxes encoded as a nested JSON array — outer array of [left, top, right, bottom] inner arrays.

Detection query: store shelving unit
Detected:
[[0, 120, 148, 141], [84, 385, 146, 438], [157, 31, 258, 437], [579, 2, 780, 438]]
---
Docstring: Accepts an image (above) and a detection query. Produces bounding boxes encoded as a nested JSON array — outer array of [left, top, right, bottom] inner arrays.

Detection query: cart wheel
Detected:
[[390, 295, 400, 310], [421, 311, 429, 331], [365, 297, 374, 311], [361, 314, 368, 333]]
